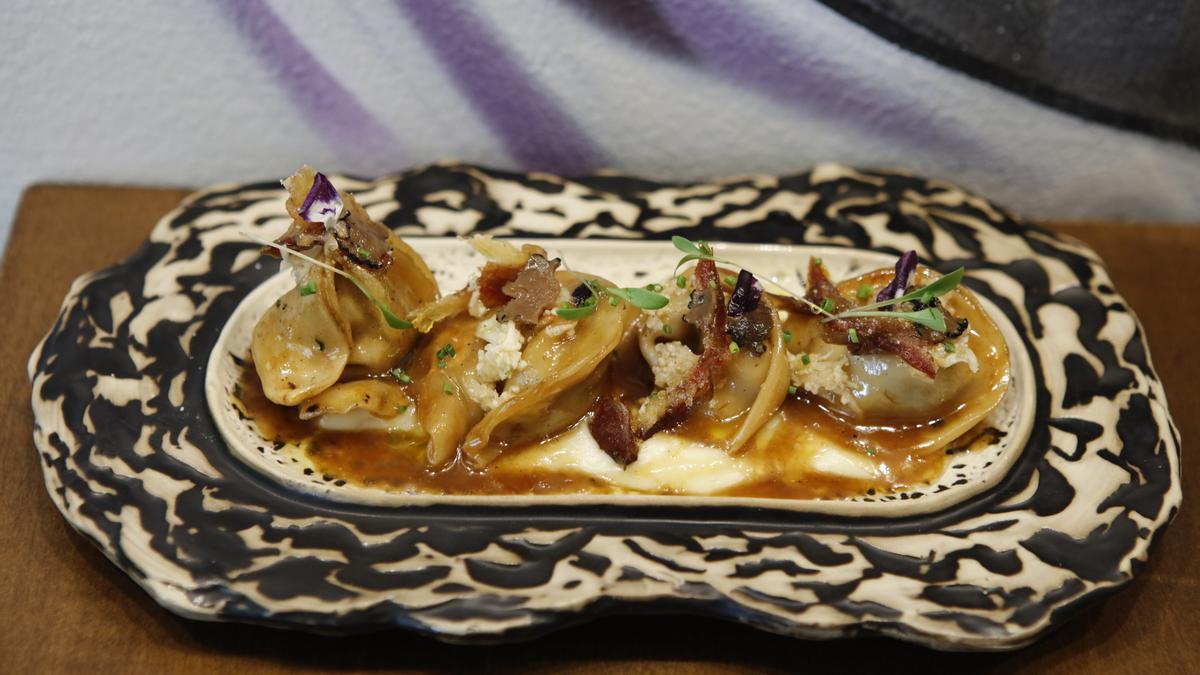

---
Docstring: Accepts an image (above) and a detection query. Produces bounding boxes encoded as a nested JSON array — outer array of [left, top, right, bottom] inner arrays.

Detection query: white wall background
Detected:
[[2, 0, 1198, 255]]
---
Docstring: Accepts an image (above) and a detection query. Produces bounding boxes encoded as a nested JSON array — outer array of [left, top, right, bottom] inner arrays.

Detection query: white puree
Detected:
[[488, 423, 880, 494]]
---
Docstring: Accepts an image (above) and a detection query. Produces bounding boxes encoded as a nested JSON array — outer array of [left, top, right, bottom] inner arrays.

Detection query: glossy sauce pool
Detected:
[[234, 364, 998, 500]]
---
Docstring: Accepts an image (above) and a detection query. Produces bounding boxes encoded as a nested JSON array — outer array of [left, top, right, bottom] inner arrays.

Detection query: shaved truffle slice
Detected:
[[332, 210, 392, 269], [726, 303, 772, 356], [636, 258, 730, 437], [498, 253, 562, 325], [589, 396, 639, 465]]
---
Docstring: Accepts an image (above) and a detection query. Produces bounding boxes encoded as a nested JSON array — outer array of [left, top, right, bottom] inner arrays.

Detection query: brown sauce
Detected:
[[235, 360, 992, 500]]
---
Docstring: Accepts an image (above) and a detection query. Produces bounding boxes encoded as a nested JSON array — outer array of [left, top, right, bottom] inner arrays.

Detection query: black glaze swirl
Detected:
[[28, 163, 1180, 650]]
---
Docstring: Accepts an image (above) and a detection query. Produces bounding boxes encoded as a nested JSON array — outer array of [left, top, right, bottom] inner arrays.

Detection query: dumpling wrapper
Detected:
[[251, 167, 438, 406]]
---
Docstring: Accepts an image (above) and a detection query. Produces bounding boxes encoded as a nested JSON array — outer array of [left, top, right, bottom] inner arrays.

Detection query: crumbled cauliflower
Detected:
[[788, 349, 854, 408], [474, 317, 526, 383], [467, 279, 488, 318], [543, 321, 575, 339], [280, 250, 316, 289], [932, 336, 979, 372], [650, 342, 699, 389], [462, 374, 504, 411]]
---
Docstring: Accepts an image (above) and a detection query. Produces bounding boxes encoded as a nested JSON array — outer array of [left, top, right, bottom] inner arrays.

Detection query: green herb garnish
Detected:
[[442, 380, 453, 395], [782, 329, 792, 343], [555, 280, 668, 320], [390, 368, 412, 384], [856, 283, 872, 301], [787, 385, 797, 395], [675, 275, 687, 288], [299, 280, 317, 296], [800, 353, 811, 366], [944, 342, 956, 353], [729, 341, 740, 354], [848, 328, 859, 344], [253, 236, 413, 329], [669, 235, 964, 332]]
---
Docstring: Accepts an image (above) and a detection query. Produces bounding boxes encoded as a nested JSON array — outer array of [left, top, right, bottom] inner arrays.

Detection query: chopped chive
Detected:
[[609, 296, 619, 306], [724, 275, 737, 286], [821, 298, 835, 313], [395, 404, 408, 414], [299, 280, 317, 296], [662, 324, 673, 335], [651, 283, 663, 292], [944, 341, 956, 353], [729, 341, 740, 354], [782, 329, 792, 343], [390, 368, 412, 384], [436, 343, 456, 360], [356, 247, 372, 260], [848, 328, 859, 344], [787, 385, 797, 395], [800, 353, 811, 366], [442, 380, 453, 395], [708, 279, 717, 289], [856, 283, 872, 301], [814, 257, 823, 266], [866, 447, 877, 457], [676, 275, 687, 288], [437, 360, 446, 369]]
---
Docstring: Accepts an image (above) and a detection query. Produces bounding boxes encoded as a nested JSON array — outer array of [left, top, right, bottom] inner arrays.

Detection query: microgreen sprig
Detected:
[[671, 235, 833, 318], [554, 279, 668, 320], [250, 235, 413, 329], [669, 235, 964, 333]]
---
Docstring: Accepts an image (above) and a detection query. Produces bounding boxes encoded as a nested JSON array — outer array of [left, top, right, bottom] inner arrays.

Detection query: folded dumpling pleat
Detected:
[[251, 166, 438, 407]]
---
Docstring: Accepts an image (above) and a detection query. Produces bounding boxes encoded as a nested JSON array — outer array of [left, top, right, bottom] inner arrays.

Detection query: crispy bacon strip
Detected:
[[636, 259, 730, 438], [589, 396, 640, 466], [477, 263, 522, 309]]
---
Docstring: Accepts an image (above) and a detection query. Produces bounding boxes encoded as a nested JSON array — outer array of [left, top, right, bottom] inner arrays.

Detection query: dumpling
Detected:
[[409, 239, 641, 467], [630, 260, 790, 456], [784, 252, 1009, 451], [250, 166, 439, 406]]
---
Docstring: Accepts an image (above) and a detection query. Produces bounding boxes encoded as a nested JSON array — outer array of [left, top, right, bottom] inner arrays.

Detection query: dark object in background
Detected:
[[820, 0, 1200, 146]]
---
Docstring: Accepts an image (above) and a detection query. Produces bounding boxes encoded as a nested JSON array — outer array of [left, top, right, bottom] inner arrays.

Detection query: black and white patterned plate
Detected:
[[28, 163, 1180, 650]]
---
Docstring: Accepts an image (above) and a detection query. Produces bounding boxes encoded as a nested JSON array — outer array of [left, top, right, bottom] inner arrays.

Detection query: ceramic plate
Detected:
[[28, 163, 1180, 650]]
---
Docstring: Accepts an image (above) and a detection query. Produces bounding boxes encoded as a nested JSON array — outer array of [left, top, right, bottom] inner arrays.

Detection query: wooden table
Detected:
[[2, 185, 1194, 674]]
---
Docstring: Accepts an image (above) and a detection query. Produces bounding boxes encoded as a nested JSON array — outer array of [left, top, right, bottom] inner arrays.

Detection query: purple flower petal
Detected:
[[876, 250, 918, 308], [727, 269, 763, 316], [298, 172, 342, 222]]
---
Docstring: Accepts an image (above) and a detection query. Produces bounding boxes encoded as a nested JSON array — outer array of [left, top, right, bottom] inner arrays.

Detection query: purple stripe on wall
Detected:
[[214, 0, 402, 165], [653, 0, 990, 158], [396, 0, 605, 175]]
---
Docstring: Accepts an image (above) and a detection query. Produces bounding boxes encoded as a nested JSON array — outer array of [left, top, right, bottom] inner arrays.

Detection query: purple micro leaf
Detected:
[[727, 269, 763, 316], [298, 172, 342, 222], [875, 250, 918, 308], [570, 282, 592, 306]]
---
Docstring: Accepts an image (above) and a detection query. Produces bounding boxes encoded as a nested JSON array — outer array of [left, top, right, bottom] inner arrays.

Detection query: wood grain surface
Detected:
[[2, 185, 1194, 674]]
